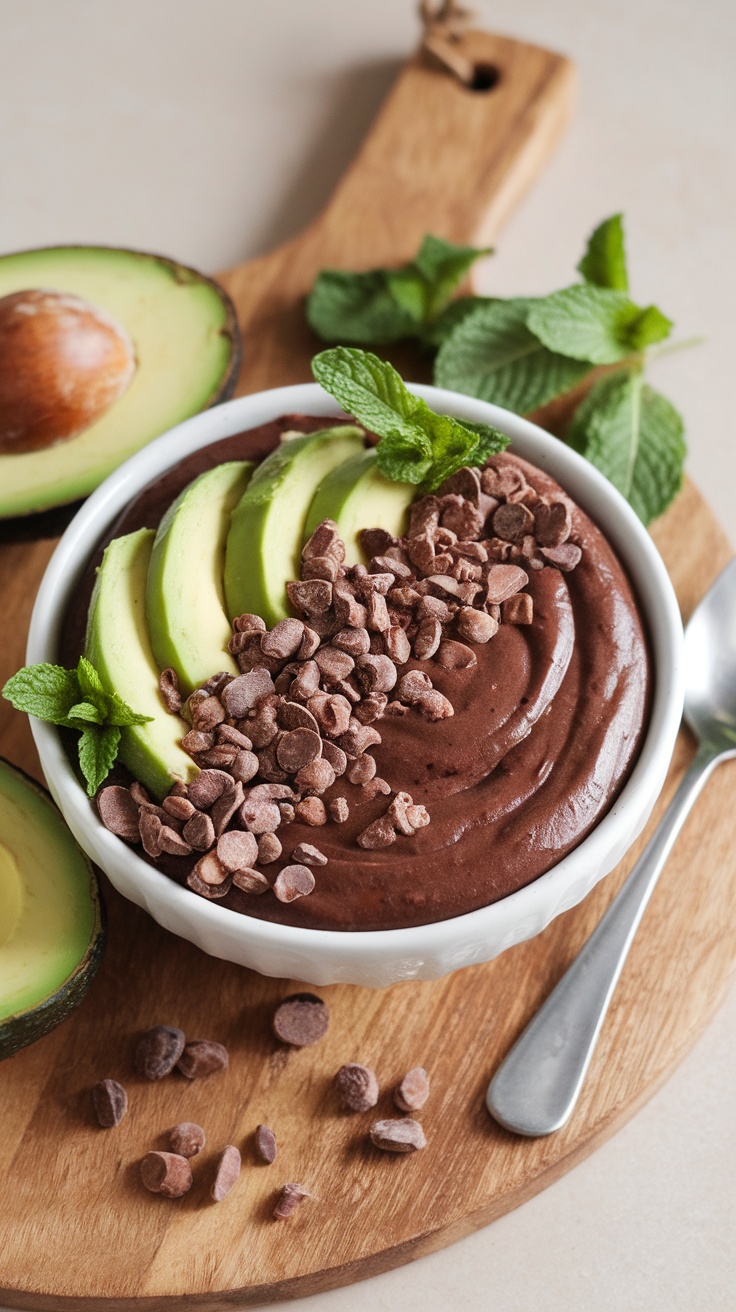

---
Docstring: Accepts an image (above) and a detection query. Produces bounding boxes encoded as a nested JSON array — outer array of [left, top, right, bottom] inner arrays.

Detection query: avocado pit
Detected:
[[0, 288, 137, 454]]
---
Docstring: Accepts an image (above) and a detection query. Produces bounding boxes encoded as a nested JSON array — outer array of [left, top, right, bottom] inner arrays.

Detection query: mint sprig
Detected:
[[312, 346, 508, 492], [307, 235, 491, 347], [307, 215, 692, 526], [3, 657, 152, 797]]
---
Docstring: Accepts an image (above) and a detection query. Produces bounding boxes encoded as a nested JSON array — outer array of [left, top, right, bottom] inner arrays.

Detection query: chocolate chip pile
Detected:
[[97, 456, 581, 905]]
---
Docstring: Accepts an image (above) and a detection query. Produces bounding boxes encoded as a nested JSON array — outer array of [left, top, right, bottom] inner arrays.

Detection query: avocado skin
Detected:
[[0, 245, 242, 521], [0, 757, 106, 1062]]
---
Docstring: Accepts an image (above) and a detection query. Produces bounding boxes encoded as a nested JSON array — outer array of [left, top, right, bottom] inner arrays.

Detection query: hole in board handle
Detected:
[[469, 62, 501, 92]]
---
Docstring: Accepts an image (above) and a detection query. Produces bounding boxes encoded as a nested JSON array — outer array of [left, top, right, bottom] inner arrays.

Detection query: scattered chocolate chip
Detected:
[[334, 1063, 379, 1112], [413, 616, 442, 660], [291, 842, 328, 866], [481, 461, 528, 501], [182, 810, 216, 852], [255, 1124, 278, 1164], [276, 726, 322, 772], [233, 612, 266, 633], [406, 803, 431, 829], [294, 796, 327, 826], [533, 498, 572, 546], [97, 786, 141, 843], [346, 753, 377, 785], [177, 1039, 229, 1080], [211, 780, 244, 836], [257, 832, 282, 864], [232, 867, 270, 894], [162, 794, 196, 822], [501, 591, 534, 624], [157, 825, 193, 858], [216, 828, 258, 871], [272, 993, 329, 1047], [273, 1182, 314, 1220], [191, 850, 229, 888], [455, 606, 498, 643], [261, 617, 305, 660], [540, 542, 582, 571], [436, 639, 477, 670], [484, 563, 529, 605], [369, 1118, 427, 1153], [159, 667, 182, 715], [355, 653, 397, 693], [394, 1067, 430, 1112], [135, 1026, 186, 1081], [321, 740, 347, 776], [273, 863, 316, 902], [360, 776, 392, 801], [187, 769, 233, 810], [92, 1078, 128, 1128], [217, 724, 253, 750], [303, 518, 345, 561], [138, 809, 163, 858], [129, 781, 151, 806], [140, 1151, 193, 1198], [211, 1144, 241, 1201], [240, 796, 282, 834], [417, 690, 454, 720], [230, 749, 259, 785], [492, 501, 535, 543], [221, 670, 276, 718], [357, 815, 396, 849], [169, 1122, 206, 1157], [328, 796, 349, 823]]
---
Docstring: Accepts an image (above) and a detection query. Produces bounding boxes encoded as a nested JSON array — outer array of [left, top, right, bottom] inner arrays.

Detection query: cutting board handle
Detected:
[[311, 29, 576, 262]]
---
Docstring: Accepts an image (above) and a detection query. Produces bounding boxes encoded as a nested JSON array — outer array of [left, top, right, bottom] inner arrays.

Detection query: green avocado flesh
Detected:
[[85, 528, 198, 800], [0, 245, 239, 518], [224, 425, 366, 627], [305, 447, 415, 564], [146, 460, 255, 696], [0, 757, 104, 1059]]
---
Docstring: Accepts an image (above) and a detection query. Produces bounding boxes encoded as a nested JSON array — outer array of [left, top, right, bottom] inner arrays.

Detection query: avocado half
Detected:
[[0, 756, 105, 1060], [0, 245, 241, 518]]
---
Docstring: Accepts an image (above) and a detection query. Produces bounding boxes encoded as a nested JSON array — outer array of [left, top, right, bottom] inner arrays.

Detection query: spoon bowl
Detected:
[[683, 558, 736, 753]]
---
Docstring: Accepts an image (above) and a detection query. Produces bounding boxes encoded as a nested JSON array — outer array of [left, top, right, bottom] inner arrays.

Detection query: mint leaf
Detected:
[[435, 299, 591, 410], [307, 269, 415, 345], [65, 701, 104, 726], [77, 655, 106, 705], [411, 234, 492, 321], [313, 347, 508, 492], [424, 295, 493, 347], [384, 267, 428, 323], [528, 285, 672, 365], [3, 663, 80, 723], [625, 304, 674, 351], [568, 370, 686, 524], [77, 724, 121, 797], [577, 214, 628, 291], [104, 691, 153, 727]]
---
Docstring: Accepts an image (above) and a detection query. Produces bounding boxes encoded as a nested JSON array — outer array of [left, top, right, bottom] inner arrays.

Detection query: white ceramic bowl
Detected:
[[28, 383, 684, 988]]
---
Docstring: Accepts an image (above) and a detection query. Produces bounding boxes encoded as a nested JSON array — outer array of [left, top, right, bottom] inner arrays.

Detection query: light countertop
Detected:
[[1, 2, 734, 1308]]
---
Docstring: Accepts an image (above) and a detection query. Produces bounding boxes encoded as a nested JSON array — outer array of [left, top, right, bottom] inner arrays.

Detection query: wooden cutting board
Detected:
[[1, 28, 735, 1311]]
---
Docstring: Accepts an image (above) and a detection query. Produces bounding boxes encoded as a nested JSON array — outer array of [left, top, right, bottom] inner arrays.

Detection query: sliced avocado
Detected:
[[86, 529, 198, 800], [146, 460, 255, 696], [0, 757, 105, 1060], [224, 425, 365, 626], [0, 245, 240, 518], [305, 447, 415, 564]]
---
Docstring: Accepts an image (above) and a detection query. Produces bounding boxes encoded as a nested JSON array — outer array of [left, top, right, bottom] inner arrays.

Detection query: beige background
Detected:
[[1, 1, 735, 1308]]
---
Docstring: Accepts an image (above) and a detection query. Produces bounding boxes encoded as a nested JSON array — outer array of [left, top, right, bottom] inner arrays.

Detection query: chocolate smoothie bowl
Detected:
[[27, 383, 683, 986]]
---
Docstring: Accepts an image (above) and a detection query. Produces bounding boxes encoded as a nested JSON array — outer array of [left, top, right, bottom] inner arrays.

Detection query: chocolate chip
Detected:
[[139, 809, 163, 857], [308, 692, 352, 738], [540, 542, 582, 571], [221, 670, 276, 718], [302, 554, 340, 582], [159, 667, 182, 715], [140, 1151, 193, 1197], [357, 815, 396, 849], [170, 1122, 206, 1157], [314, 646, 355, 683], [217, 724, 253, 750], [336, 721, 382, 756], [492, 502, 535, 543], [276, 726, 323, 772], [371, 553, 412, 579], [413, 616, 442, 660], [187, 866, 232, 899], [286, 579, 333, 615], [501, 593, 534, 624], [273, 863, 315, 902], [328, 796, 349, 823], [261, 618, 305, 660], [394, 1067, 430, 1112], [481, 461, 528, 500], [346, 754, 376, 785], [211, 780, 244, 836], [188, 769, 233, 810], [92, 1078, 128, 1128], [334, 1063, 379, 1112], [191, 850, 229, 887], [332, 626, 370, 656], [436, 640, 477, 670], [255, 1124, 278, 1164], [359, 526, 397, 556], [291, 842, 328, 866], [290, 660, 321, 702], [333, 583, 367, 629], [455, 606, 498, 643], [217, 829, 258, 871], [295, 758, 336, 794], [298, 626, 321, 660], [177, 1039, 229, 1080], [211, 1144, 241, 1202], [534, 498, 572, 546], [437, 465, 481, 503], [397, 670, 434, 704], [232, 868, 270, 894], [129, 780, 151, 806], [97, 786, 141, 843], [366, 591, 390, 633], [484, 563, 529, 604], [135, 1026, 186, 1081], [183, 810, 216, 852], [384, 624, 412, 664], [191, 694, 226, 733], [251, 783, 296, 800], [162, 794, 196, 821], [181, 729, 215, 757], [273, 1182, 314, 1220], [233, 612, 266, 633], [294, 797, 327, 826], [360, 777, 392, 801], [440, 497, 484, 540], [321, 740, 347, 776], [387, 790, 417, 836], [302, 519, 345, 562], [416, 690, 454, 720], [158, 825, 193, 858], [369, 1118, 427, 1153], [406, 804, 431, 829], [273, 993, 329, 1046], [354, 691, 388, 724], [257, 832, 282, 864], [417, 594, 453, 622]]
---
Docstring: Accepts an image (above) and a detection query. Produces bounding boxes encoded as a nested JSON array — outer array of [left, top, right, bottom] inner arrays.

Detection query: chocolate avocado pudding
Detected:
[[65, 414, 651, 932]]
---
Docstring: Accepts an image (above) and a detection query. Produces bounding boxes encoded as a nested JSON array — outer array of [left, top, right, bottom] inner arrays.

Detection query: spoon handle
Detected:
[[486, 743, 719, 1137]]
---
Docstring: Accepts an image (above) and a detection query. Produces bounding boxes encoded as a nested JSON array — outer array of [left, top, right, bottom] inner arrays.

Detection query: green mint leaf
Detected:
[[528, 285, 670, 365], [104, 691, 154, 727], [307, 269, 415, 344], [625, 304, 673, 351], [65, 701, 104, 726], [459, 419, 511, 463], [423, 295, 493, 347], [76, 655, 105, 700], [375, 431, 433, 485], [568, 370, 686, 524], [411, 234, 492, 320], [577, 214, 628, 291], [312, 347, 427, 443], [435, 298, 590, 410], [77, 724, 121, 798], [385, 267, 429, 323], [2, 663, 81, 724]]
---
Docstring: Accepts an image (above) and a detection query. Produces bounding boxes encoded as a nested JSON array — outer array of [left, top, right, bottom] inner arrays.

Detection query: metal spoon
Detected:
[[486, 556, 736, 1137]]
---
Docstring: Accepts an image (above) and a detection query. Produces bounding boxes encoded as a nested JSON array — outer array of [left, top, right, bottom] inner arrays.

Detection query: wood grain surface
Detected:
[[1, 28, 735, 1311]]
